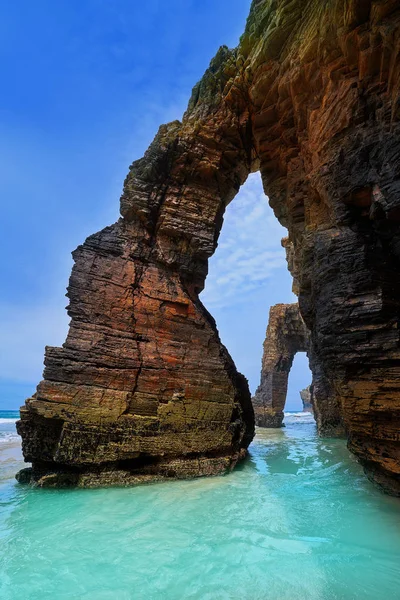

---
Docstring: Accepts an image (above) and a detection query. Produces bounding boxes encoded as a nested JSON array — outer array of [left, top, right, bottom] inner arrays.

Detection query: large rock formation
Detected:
[[253, 302, 343, 433], [17, 0, 400, 495], [16, 49, 256, 488], [253, 303, 309, 427], [300, 387, 313, 413]]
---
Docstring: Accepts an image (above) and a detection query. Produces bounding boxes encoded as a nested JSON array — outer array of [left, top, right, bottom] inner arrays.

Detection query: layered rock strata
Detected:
[[18, 0, 400, 494], [17, 49, 256, 488], [253, 303, 344, 435], [253, 303, 309, 427], [300, 387, 313, 413]]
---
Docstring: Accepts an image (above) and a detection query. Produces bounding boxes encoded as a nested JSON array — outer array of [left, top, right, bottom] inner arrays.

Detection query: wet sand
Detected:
[[0, 439, 24, 483]]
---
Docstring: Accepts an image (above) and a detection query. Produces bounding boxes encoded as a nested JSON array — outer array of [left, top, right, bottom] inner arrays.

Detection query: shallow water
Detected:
[[0, 411, 399, 600]]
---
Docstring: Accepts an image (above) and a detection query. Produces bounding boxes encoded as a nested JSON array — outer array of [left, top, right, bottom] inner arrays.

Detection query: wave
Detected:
[[0, 418, 18, 424], [284, 412, 315, 424], [284, 411, 313, 417], [0, 432, 20, 444]]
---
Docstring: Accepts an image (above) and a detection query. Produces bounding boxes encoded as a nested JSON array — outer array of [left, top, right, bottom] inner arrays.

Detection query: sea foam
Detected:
[[0, 432, 19, 444]]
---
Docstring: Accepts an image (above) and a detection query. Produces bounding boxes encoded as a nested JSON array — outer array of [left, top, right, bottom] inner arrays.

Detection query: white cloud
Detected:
[[0, 176, 288, 388], [201, 173, 289, 310]]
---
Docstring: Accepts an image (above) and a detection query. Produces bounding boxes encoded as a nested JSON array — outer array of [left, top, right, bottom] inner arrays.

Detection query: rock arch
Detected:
[[18, 1, 400, 495], [253, 303, 310, 428], [253, 302, 345, 436]]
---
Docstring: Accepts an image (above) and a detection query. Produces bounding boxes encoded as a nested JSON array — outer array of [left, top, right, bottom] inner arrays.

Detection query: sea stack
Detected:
[[300, 387, 313, 414]]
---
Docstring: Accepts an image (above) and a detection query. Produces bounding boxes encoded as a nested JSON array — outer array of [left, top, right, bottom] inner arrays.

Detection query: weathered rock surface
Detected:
[[253, 302, 343, 433], [253, 303, 309, 427], [18, 0, 400, 494], [17, 48, 256, 488], [300, 387, 313, 413]]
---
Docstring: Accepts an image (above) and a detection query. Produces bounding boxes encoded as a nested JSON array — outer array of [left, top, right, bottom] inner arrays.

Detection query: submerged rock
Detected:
[[17, 0, 400, 494]]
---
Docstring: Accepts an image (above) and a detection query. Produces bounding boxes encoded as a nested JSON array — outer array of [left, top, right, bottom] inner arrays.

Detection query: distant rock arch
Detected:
[[253, 303, 310, 428], [253, 302, 344, 436]]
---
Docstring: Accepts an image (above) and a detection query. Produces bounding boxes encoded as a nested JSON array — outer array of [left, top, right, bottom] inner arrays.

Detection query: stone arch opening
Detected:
[[201, 171, 293, 397], [286, 352, 312, 414], [201, 173, 313, 422]]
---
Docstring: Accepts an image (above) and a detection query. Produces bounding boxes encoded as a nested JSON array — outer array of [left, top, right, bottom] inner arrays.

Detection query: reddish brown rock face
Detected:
[[253, 302, 344, 435], [253, 303, 310, 428], [17, 48, 256, 487], [17, 1, 400, 494]]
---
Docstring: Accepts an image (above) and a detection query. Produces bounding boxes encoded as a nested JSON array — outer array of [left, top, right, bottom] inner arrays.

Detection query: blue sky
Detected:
[[0, 0, 310, 411]]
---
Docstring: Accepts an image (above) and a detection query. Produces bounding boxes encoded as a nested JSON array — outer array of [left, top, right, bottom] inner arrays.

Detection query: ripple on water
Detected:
[[0, 417, 400, 599]]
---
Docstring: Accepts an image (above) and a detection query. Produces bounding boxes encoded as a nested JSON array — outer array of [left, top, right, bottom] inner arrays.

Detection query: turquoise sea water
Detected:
[[0, 410, 399, 600]]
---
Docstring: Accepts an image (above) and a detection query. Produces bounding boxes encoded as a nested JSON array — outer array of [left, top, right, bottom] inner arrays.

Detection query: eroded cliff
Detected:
[[300, 387, 313, 413], [17, 48, 256, 487], [17, 0, 400, 494], [253, 303, 309, 427]]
